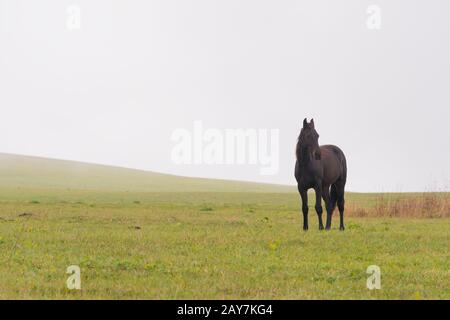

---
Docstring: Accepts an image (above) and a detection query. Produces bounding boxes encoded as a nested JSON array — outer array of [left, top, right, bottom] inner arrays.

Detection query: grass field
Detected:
[[0, 153, 449, 299]]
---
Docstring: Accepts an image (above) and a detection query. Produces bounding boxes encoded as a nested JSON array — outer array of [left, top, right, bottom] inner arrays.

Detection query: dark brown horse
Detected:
[[294, 118, 347, 230]]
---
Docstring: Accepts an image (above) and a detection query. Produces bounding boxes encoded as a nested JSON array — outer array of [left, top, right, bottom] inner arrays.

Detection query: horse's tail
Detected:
[[341, 153, 347, 183], [330, 184, 338, 212]]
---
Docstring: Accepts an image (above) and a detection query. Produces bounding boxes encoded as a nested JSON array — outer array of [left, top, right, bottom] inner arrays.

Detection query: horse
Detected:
[[294, 118, 347, 231]]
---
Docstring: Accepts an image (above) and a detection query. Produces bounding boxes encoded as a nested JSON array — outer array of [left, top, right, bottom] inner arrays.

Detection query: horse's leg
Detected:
[[335, 182, 345, 231], [330, 184, 338, 213], [298, 186, 309, 231], [314, 184, 324, 230], [322, 185, 333, 230]]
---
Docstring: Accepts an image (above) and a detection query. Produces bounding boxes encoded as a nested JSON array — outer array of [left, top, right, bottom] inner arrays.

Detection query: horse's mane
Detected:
[[296, 135, 321, 163]]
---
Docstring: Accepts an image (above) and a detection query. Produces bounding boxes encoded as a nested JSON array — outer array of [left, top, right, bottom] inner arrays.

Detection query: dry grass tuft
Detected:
[[347, 193, 450, 218]]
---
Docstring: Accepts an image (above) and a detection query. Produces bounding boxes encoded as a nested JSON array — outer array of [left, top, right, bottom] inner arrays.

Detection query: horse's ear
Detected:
[[303, 118, 308, 128], [310, 119, 315, 128]]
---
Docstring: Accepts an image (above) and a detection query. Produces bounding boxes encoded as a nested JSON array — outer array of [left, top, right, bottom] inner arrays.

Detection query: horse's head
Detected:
[[298, 118, 321, 160]]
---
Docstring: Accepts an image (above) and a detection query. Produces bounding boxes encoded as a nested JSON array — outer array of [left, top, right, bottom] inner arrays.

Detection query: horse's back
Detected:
[[321, 145, 346, 160]]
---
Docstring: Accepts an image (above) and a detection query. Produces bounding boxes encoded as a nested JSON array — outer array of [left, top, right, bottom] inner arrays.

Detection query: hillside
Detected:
[[0, 153, 294, 193]]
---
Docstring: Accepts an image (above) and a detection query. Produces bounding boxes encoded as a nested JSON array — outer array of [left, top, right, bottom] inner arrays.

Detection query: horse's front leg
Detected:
[[298, 187, 309, 231], [314, 185, 324, 230]]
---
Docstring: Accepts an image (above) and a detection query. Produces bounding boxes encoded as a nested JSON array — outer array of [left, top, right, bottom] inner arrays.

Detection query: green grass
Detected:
[[0, 153, 448, 299]]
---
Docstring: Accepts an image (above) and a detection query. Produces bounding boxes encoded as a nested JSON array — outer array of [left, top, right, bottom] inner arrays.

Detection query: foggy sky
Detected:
[[1, 0, 449, 192]]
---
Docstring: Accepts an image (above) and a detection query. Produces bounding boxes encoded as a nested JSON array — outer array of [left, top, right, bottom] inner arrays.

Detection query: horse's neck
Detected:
[[297, 144, 313, 165]]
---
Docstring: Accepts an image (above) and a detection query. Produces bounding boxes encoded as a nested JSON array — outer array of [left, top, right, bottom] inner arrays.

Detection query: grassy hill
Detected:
[[0, 153, 448, 299], [0, 153, 294, 193], [0, 153, 447, 215]]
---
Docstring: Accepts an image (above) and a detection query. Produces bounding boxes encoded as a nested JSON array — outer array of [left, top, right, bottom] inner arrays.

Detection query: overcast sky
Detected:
[[0, 0, 449, 192]]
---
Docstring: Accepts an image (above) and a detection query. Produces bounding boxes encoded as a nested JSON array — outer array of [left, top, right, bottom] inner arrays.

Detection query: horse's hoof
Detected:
[[319, 226, 324, 230], [340, 226, 345, 231], [303, 226, 308, 231], [325, 227, 331, 231]]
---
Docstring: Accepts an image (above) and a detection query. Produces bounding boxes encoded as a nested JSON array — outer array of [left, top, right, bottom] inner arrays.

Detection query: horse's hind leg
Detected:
[[335, 181, 345, 231], [323, 185, 333, 230], [330, 184, 338, 213]]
